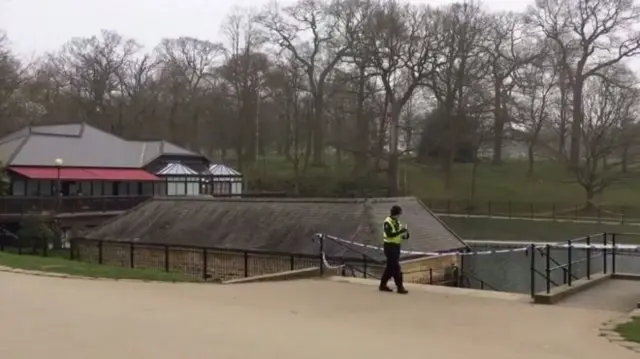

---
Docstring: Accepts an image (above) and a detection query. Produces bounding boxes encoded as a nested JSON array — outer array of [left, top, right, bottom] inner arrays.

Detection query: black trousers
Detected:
[[380, 242, 403, 288]]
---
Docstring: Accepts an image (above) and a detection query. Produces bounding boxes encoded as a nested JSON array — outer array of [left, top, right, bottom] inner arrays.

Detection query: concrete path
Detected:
[[0, 272, 637, 359], [436, 212, 639, 226], [558, 279, 640, 313]]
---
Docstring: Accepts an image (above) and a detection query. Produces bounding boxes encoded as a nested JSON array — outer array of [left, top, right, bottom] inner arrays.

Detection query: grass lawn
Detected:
[[616, 318, 640, 343], [0, 251, 198, 282], [243, 156, 640, 206], [441, 217, 640, 243]]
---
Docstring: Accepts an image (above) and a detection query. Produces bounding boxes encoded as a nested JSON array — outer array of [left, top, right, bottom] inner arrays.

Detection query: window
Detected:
[[92, 181, 103, 196], [26, 180, 39, 196], [12, 181, 25, 196], [142, 182, 153, 196], [213, 182, 231, 195]]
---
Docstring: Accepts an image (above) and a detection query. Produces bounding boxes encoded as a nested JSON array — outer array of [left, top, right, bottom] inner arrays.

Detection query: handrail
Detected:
[[530, 232, 617, 296], [537, 247, 579, 281], [460, 271, 498, 291]]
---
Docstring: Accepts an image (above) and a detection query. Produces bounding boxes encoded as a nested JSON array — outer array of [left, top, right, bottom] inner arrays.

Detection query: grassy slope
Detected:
[[616, 318, 640, 343], [0, 251, 197, 281], [244, 156, 640, 205]]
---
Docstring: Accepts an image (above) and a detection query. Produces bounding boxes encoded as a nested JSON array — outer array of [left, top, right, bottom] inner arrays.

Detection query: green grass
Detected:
[[441, 217, 640, 243], [243, 156, 640, 206], [0, 251, 198, 282], [616, 318, 640, 343]]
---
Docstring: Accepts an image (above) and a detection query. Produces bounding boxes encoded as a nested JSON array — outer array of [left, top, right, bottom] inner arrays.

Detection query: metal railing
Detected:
[[528, 232, 625, 296], [316, 234, 468, 286], [424, 199, 639, 224], [0, 195, 151, 214]]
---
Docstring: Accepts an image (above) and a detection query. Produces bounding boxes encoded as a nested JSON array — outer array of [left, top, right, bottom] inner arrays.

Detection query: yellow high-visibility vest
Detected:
[[383, 216, 403, 244]]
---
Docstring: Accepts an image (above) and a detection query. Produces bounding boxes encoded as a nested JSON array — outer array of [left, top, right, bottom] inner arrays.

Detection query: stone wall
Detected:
[[335, 255, 461, 285], [74, 240, 320, 282], [73, 240, 461, 285], [402, 255, 461, 285]]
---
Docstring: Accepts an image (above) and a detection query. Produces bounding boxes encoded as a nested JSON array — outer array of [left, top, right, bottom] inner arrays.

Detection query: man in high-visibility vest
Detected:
[[379, 205, 409, 294]]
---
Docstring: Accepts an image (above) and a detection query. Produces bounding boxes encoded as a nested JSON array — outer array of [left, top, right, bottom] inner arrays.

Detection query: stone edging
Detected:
[[599, 308, 640, 353], [0, 266, 174, 284], [0, 266, 96, 280]]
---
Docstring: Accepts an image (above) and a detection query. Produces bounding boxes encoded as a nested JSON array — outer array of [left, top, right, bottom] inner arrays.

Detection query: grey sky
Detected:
[[1, 0, 526, 57]]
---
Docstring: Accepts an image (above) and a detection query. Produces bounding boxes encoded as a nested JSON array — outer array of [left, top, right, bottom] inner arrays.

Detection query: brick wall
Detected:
[[75, 241, 319, 282]]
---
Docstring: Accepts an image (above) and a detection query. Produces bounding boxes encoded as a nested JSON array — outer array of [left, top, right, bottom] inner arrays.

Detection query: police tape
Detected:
[[314, 233, 640, 258], [321, 252, 346, 270]]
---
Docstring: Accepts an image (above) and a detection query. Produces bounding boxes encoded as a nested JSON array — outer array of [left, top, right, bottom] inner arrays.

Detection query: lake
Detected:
[[463, 242, 640, 294]]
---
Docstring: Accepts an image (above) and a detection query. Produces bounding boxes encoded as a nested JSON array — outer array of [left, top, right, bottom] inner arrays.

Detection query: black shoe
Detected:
[[397, 287, 409, 294], [379, 286, 393, 292]]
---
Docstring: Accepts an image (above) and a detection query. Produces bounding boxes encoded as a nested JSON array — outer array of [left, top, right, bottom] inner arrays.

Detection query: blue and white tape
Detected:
[[315, 233, 640, 258]]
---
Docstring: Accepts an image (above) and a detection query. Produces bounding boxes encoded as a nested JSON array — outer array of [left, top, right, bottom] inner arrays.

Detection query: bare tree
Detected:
[[484, 11, 540, 164], [510, 46, 557, 176], [558, 66, 639, 207], [258, 0, 359, 166], [361, 1, 445, 195], [422, 2, 488, 188], [528, 0, 640, 166], [49, 30, 140, 133], [220, 8, 269, 167]]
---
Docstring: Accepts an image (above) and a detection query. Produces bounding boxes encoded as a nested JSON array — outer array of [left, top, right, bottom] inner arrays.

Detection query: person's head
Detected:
[[390, 205, 402, 218]]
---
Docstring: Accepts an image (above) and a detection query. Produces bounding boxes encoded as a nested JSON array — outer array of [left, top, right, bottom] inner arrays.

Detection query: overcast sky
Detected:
[[1, 0, 527, 57]]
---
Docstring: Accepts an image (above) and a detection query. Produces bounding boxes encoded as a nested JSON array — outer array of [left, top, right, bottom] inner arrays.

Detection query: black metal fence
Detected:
[[424, 199, 640, 224], [528, 232, 626, 296], [0, 195, 151, 214]]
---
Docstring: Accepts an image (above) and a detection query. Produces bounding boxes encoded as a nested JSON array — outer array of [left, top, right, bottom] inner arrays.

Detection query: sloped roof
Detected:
[[207, 164, 242, 176], [156, 162, 199, 176], [0, 123, 203, 168], [84, 196, 467, 260]]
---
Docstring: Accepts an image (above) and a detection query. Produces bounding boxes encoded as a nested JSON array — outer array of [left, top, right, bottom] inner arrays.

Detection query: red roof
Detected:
[[8, 167, 160, 181]]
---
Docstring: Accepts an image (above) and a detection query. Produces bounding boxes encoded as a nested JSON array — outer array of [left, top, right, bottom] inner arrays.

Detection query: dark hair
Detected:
[[390, 205, 402, 216]]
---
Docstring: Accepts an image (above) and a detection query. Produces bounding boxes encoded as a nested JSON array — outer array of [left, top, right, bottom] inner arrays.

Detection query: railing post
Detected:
[[529, 244, 535, 297], [612, 233, 617, 274], [530, 203, 534, 219], [567, 239, 573, 286], [130, 242, 135, 268], [290, 254, 295, 271], [586, 236, 591, 279], [203, 248, 208, 280], [362, 254, 367, 279], [545, 245, 551, 293], [603, 233, 608, 274], [243, 251, 249, 277], [318, 235, 325, 276], [98, 240, 103, 264], [429, 268, 433, 284], [164, 245, 170, 272], [69, 238, 75, 260]]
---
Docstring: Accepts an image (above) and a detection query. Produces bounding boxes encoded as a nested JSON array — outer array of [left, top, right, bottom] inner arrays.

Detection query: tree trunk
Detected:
[[387, 106, 401, 197], [492, 79, 503, 165], [527, 145, 535, 178], [311, 95, 324, 167], [557, 69, 567, 154], [570, 80, 583, 166], [353, 64, 369, 177]]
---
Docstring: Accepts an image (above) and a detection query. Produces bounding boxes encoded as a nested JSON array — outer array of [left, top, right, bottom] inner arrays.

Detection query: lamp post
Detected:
[[53, 158, 63, 251], [54, 158, 63, 210]]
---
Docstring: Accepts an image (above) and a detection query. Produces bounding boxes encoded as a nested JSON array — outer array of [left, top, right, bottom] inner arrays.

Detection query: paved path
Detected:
[[558, 279, 640, 313], [0, 272, 637, 359], [436, 212, 640, 226]]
